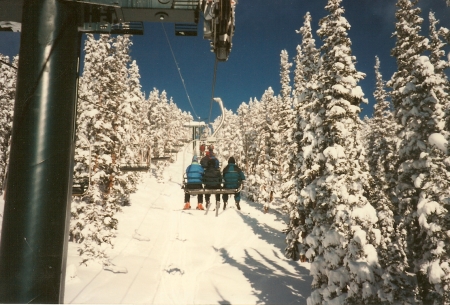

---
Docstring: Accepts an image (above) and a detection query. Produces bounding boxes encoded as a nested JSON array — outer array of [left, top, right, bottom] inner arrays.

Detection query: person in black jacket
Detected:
[[222, 157, 245, 210], [203, 158, 222, 209]]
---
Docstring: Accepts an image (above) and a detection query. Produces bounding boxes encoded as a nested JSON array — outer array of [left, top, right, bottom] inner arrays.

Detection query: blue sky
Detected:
[[1, 0, 450, 122]]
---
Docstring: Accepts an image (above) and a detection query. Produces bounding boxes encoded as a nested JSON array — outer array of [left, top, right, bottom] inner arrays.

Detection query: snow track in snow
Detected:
[[64, 149, 312, 304]]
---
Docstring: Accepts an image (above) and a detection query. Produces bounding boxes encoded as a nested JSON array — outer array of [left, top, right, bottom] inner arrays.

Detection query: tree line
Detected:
[[210, 0, 449, 304]]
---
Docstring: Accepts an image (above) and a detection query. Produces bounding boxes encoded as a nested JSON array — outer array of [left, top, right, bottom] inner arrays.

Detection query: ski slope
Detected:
[[2, 149, 313, 304]]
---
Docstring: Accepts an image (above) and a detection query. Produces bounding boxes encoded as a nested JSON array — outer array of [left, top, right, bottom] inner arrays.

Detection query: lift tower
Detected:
[[0, 0, 233, 303]]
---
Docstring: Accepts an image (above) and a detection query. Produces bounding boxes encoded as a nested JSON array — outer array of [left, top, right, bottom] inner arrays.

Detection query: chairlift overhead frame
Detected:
[[1, 0, 236, 61]]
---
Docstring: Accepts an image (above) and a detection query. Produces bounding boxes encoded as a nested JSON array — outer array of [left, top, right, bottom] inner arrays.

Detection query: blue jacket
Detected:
[[186, 162, 204, 184], [222, 163, 245, 189]]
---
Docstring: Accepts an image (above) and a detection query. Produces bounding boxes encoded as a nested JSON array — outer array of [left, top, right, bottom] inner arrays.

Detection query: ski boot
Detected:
[[183, 202, 191, 210], [196, 203, 205, 210], [235, 200, 240, 210]]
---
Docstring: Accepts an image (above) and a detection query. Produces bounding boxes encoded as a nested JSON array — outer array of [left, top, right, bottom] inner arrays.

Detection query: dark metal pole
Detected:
[[0, 0, 79, 303]]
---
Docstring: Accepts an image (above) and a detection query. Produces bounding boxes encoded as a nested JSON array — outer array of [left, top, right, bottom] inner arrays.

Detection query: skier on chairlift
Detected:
[[203, 158, 222, 209], [210, 151, 220, 168], [184, 156, 205, 210], [200, 150, 211, 168], [222, 156, 245, 210], [200, 142, 206, 156]]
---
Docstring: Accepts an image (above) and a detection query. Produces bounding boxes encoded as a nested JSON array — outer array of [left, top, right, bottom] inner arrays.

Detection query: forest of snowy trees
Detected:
[[0, 34, 193, 264], [210, 0, 450, 304], [71, 34, 193, 265], [0, 0, 450, 304]]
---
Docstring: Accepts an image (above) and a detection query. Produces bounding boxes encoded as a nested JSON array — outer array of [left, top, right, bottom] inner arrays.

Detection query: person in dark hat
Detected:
[[222, 156, 245, 210], [200, 150, 211, 168], [183, 156, 205, 210], [203, 158, 222, 209]]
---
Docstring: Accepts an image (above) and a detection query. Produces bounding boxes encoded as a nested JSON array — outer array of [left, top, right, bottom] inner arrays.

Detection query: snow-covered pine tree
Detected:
[[285, 12, 321, 262], [278, 49, 294, 191], [165, 97, 191, 158], [366, 56, 413, 304], [124, 59, 148, 168], [242, 97, 266, 202], [168, 98, 193, 146], [237, 101, 255, 171], [155, 90, 171, 181], [253, 88, 279, 212], [388, 2, 450, 303], [71, 34, 134, 265], [110, 34, 139, 202], [0, 55, 17, 195], [305, 1, 381, 304]]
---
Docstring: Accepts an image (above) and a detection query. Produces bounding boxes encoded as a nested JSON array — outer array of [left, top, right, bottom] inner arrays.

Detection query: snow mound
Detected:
[[428, 133, 448, 154]]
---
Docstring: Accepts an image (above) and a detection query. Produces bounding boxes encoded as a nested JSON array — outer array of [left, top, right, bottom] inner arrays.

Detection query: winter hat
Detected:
[[207, 159, 216, 168], [192, 156, 198, 162], [205, 151, 210, 156], [228, 157, 236, 164]]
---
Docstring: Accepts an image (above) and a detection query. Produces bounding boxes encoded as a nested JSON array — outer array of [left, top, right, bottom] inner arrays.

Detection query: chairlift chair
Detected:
[[119, 144, 151, 172], [182, 174, 243, 196]]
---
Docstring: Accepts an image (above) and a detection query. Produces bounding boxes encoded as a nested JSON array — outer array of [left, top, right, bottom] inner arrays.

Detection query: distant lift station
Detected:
[[183, 96, 225, 155], [0, 0, 235, 303]]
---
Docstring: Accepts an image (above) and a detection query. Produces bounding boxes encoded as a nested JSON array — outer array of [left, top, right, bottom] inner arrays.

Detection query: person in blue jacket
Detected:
[[184, 156, 205, 210], [222, 157, 245, 210]]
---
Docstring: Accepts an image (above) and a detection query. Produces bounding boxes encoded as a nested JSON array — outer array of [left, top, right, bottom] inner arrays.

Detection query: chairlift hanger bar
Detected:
[[0, 0, 200, 30], [0, 0, 234, 61]]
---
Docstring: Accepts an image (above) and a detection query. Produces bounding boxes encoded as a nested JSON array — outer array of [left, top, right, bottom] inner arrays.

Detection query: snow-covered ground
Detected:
[[1, 149, 312, 304]]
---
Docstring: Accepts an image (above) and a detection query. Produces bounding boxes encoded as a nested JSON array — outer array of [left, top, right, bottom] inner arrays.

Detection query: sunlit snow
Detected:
[[0, 149, 313, 304]]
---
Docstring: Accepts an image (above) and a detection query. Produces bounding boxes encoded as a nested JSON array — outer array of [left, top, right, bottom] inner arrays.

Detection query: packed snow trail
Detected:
[[62, 150, 312, 304]]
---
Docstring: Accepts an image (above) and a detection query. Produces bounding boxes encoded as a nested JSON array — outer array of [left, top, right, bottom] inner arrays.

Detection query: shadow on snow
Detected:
[[215, 246, 312, 305]]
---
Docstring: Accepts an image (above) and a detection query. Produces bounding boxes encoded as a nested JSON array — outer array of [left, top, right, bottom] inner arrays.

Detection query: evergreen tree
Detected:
[[237, 101, 254, 171], [0, 55, 17, 195], [124, 59, 149, 169], [243, 97, 266, 202], [278, 50, 294, 187], [306, 1, 381, 304], [367, 57, 411, 304], [388, 2, 450, 303], [285, 12, 321, 262], [71, 34, 133, 265], [254, 88, 279, 212]]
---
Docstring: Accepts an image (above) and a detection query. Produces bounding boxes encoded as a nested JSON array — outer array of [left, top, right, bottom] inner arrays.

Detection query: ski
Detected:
[[204, 201, 212, 215], [215, 201, 220, 217]]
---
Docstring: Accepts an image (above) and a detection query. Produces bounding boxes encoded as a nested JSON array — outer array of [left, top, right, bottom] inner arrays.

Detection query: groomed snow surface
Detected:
[[48, 149, 312, 304]]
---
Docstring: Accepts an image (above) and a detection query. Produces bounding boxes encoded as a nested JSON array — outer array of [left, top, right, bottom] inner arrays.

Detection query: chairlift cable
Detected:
[[0, 59, 17, 70], [208, 57, 218, 125], [161, 22, 199, 120]]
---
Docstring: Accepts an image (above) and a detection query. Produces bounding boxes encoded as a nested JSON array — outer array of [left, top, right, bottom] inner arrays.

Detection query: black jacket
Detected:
[[203, 160, 222, 188]]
